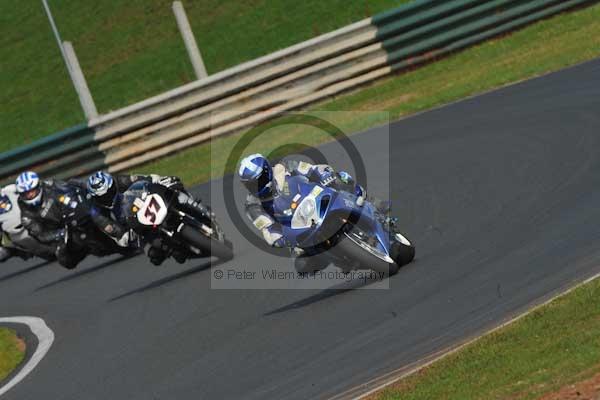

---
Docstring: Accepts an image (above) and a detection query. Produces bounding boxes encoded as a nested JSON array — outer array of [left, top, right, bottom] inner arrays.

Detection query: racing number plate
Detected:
[[137, 194, 168, 226]]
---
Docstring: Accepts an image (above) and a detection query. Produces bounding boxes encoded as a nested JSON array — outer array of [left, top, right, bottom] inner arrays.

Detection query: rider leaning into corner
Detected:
[[238, 153, 396, 272], [0, 183, 55, 262], [82, 171, 214, 266], [16, 171, 82, 268]]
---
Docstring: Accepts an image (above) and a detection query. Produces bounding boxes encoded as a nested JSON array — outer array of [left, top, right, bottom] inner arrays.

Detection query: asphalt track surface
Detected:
[[2, 58, 600, 399]]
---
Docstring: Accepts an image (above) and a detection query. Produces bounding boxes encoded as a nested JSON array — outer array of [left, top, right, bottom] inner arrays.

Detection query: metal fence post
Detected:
[[63, 42, 98, 120], [172, 1, 208, 80], [42, 0, 98, 120]]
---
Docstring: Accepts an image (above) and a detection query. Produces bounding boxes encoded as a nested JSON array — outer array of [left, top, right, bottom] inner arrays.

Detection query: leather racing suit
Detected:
[[0, 184, 55, 262], [19, 179, 82, 268], [83, 174, 212, 266], [244, 160, 368, 248]]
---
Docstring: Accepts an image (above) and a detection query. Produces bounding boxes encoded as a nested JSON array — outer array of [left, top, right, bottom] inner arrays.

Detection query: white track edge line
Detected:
[[0, 316, 55, 398]]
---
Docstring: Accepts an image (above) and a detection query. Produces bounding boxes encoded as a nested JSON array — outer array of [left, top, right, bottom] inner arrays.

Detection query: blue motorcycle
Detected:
[[273, 175, 415, 276]]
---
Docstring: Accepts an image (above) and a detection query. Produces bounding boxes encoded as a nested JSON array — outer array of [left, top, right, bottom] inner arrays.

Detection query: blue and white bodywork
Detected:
[[273, 175, 414, 275]]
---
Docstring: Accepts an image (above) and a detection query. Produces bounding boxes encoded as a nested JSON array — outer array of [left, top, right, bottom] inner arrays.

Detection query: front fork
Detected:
[[159, 211, 217, 255]]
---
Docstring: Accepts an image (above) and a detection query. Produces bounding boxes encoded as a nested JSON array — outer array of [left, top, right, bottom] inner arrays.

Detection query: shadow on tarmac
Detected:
[[34, 255, 136, 291], [108, 259, 224, 302], [264, 274, 386, 316], [0, 260, 54, 283]]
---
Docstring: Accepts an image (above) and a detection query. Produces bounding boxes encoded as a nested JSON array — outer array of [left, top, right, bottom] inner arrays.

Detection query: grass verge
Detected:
[[0, 328, 25, 383], [370, 276, 600, 400], [135, 2, 600, 186], [0, 0, 408, 152]]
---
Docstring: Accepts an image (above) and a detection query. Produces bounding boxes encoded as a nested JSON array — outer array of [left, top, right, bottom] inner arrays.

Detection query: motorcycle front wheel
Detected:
[[391, 233, 415, 266], [179, 224, 234, 261], [331, 233, 399, 276]]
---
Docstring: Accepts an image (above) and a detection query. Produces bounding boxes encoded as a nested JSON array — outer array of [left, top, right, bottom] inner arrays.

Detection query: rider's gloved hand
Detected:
[[337, 171, 355, 186]]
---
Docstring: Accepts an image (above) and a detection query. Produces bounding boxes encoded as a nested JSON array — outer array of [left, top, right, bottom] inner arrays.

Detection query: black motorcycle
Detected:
[[120, 181, 233, 263]]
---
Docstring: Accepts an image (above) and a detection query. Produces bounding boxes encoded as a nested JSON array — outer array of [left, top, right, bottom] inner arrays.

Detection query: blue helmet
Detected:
[[87, 171, 116, 208], [0, 194, 12, 215], [16, 171, 43, 206], [238, 154, 272, 197]]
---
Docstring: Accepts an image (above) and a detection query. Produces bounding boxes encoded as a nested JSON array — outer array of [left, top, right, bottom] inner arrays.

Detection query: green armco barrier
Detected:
[[380, 0, 588, 61], [383, 0, 593, 72], [373, 0, 487, 40], [0, 123, 90, 163], [0, 124, 97, 178], [371, 0, 443, 26], [37, 147, 107, 180], [0, 0, 593, 182]]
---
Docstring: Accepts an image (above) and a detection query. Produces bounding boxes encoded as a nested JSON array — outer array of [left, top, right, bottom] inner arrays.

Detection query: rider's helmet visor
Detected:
[[22, 187, 41, 201], [257, 172, 270, 193]]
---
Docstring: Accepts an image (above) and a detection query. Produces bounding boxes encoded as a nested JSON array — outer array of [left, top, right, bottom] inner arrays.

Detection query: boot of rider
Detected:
[[176, 192, 213, 221], [11, 248, 32, 261], [171, 249, 187, 264], [56, 247, 86, 269], [147, 247, 168, 266], [148, 239, 169, 266]]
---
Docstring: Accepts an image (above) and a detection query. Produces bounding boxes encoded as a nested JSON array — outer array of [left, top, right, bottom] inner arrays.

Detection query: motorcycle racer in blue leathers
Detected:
[[238, 154, 391, 272], [239, 154, 366, 247]]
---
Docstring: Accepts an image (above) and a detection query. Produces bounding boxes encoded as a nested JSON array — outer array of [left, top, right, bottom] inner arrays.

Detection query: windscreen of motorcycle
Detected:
[[121, 182, 147, 221]]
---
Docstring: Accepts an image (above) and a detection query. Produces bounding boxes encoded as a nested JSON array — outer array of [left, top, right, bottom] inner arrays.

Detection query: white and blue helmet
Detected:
[[16, 171, 43, 206], [238, 153, 272, 197], [87, 171, 116, 208]]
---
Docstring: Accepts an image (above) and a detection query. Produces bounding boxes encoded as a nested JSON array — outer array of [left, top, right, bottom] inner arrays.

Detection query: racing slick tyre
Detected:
[[390, 234, 415, 266], [179, 224, 234, 261], [332, 234, 399, 276]]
